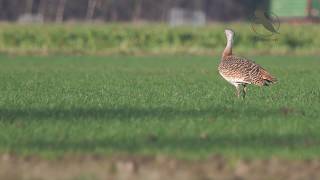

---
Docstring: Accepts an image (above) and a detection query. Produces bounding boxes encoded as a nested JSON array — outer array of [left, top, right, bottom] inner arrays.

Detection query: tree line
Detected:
[[0, 0, 268, 22]]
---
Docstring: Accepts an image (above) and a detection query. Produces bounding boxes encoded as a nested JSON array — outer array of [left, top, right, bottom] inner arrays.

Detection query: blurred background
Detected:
[[0, 0, 319, 23], [0, 0, 271, 23], [0, 0, 319, 55]]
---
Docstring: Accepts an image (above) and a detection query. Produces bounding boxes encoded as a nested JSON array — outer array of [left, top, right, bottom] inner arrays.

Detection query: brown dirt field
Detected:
[[1, 154, 320, 180]]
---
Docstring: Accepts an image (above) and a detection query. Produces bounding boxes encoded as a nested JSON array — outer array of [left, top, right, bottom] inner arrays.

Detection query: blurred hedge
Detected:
[[0, 23, 319, 55]]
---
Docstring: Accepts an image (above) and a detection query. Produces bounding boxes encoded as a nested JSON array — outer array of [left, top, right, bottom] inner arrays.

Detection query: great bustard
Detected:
[[218, 29, 277, 98]]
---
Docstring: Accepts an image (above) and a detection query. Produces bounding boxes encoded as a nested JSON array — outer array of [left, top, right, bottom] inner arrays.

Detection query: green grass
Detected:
[[0, 23, 320, 55], [0, 55, 319, 159]]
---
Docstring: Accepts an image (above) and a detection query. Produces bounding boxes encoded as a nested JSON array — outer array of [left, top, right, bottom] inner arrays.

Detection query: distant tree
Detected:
[[38, 0, 47, 16], [161, 0, 172, 21], [56, 0, 66, 22], [132, 0, 142, 21], [110, 0, 118, 21], [86, 0, 100, 20], [25, 0, 34, 14], [307, 0, 312, 17]]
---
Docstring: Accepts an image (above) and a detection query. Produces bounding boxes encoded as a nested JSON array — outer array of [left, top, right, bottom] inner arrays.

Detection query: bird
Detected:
[[218, 29, 277, 98], [253, 10, 279, 34]]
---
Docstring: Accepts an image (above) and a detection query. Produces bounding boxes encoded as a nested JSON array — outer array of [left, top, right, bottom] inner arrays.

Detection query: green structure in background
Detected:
[[312, 0, 320, 16], [271, 0, 320, 18]]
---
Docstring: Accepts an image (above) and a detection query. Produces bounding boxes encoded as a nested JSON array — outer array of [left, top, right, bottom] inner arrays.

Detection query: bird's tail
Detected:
[[260, 68, 277, 85]]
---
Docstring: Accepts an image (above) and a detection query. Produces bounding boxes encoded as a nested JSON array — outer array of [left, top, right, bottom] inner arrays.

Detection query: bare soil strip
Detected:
[[1, 154, 320, 180]]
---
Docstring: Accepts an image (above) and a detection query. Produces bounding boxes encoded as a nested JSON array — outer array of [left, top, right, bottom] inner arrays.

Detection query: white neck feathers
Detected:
[[222, 30, 234, 58], [226, 37, 233, 50]]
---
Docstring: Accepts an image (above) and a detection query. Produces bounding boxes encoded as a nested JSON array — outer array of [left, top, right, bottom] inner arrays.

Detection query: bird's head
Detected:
[[224, 29, 235, 42]]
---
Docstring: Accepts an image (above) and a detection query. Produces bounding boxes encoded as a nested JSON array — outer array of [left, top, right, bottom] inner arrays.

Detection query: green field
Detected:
[[0, 55, 319, 159]]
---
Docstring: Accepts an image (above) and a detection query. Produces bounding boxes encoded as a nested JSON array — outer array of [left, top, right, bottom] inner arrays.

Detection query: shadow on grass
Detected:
[[11, 132, 319, 156], [0, 106, 284, 121], [0, 107, 311, 155]]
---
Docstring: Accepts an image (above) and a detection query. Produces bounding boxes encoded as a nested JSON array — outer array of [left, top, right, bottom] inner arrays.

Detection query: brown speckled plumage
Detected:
[[219, 56, 276, 86], [218, 29, 277, 98]]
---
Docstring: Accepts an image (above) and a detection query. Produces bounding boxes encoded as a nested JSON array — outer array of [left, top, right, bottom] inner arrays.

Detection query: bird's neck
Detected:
[[222, 37, 233, 59]]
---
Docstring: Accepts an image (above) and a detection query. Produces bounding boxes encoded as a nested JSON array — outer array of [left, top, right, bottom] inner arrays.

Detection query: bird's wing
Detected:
[[262, 22, 279, 34], [223, 56, 277, 86]]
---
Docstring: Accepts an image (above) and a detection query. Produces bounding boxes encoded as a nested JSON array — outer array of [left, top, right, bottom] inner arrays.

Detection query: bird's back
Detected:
[[219, 55, 277, 86]]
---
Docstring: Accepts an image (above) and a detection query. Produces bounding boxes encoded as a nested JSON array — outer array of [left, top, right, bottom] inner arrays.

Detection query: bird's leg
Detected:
[[235, 85, 240, 98], [242, 84, 247, 99]]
